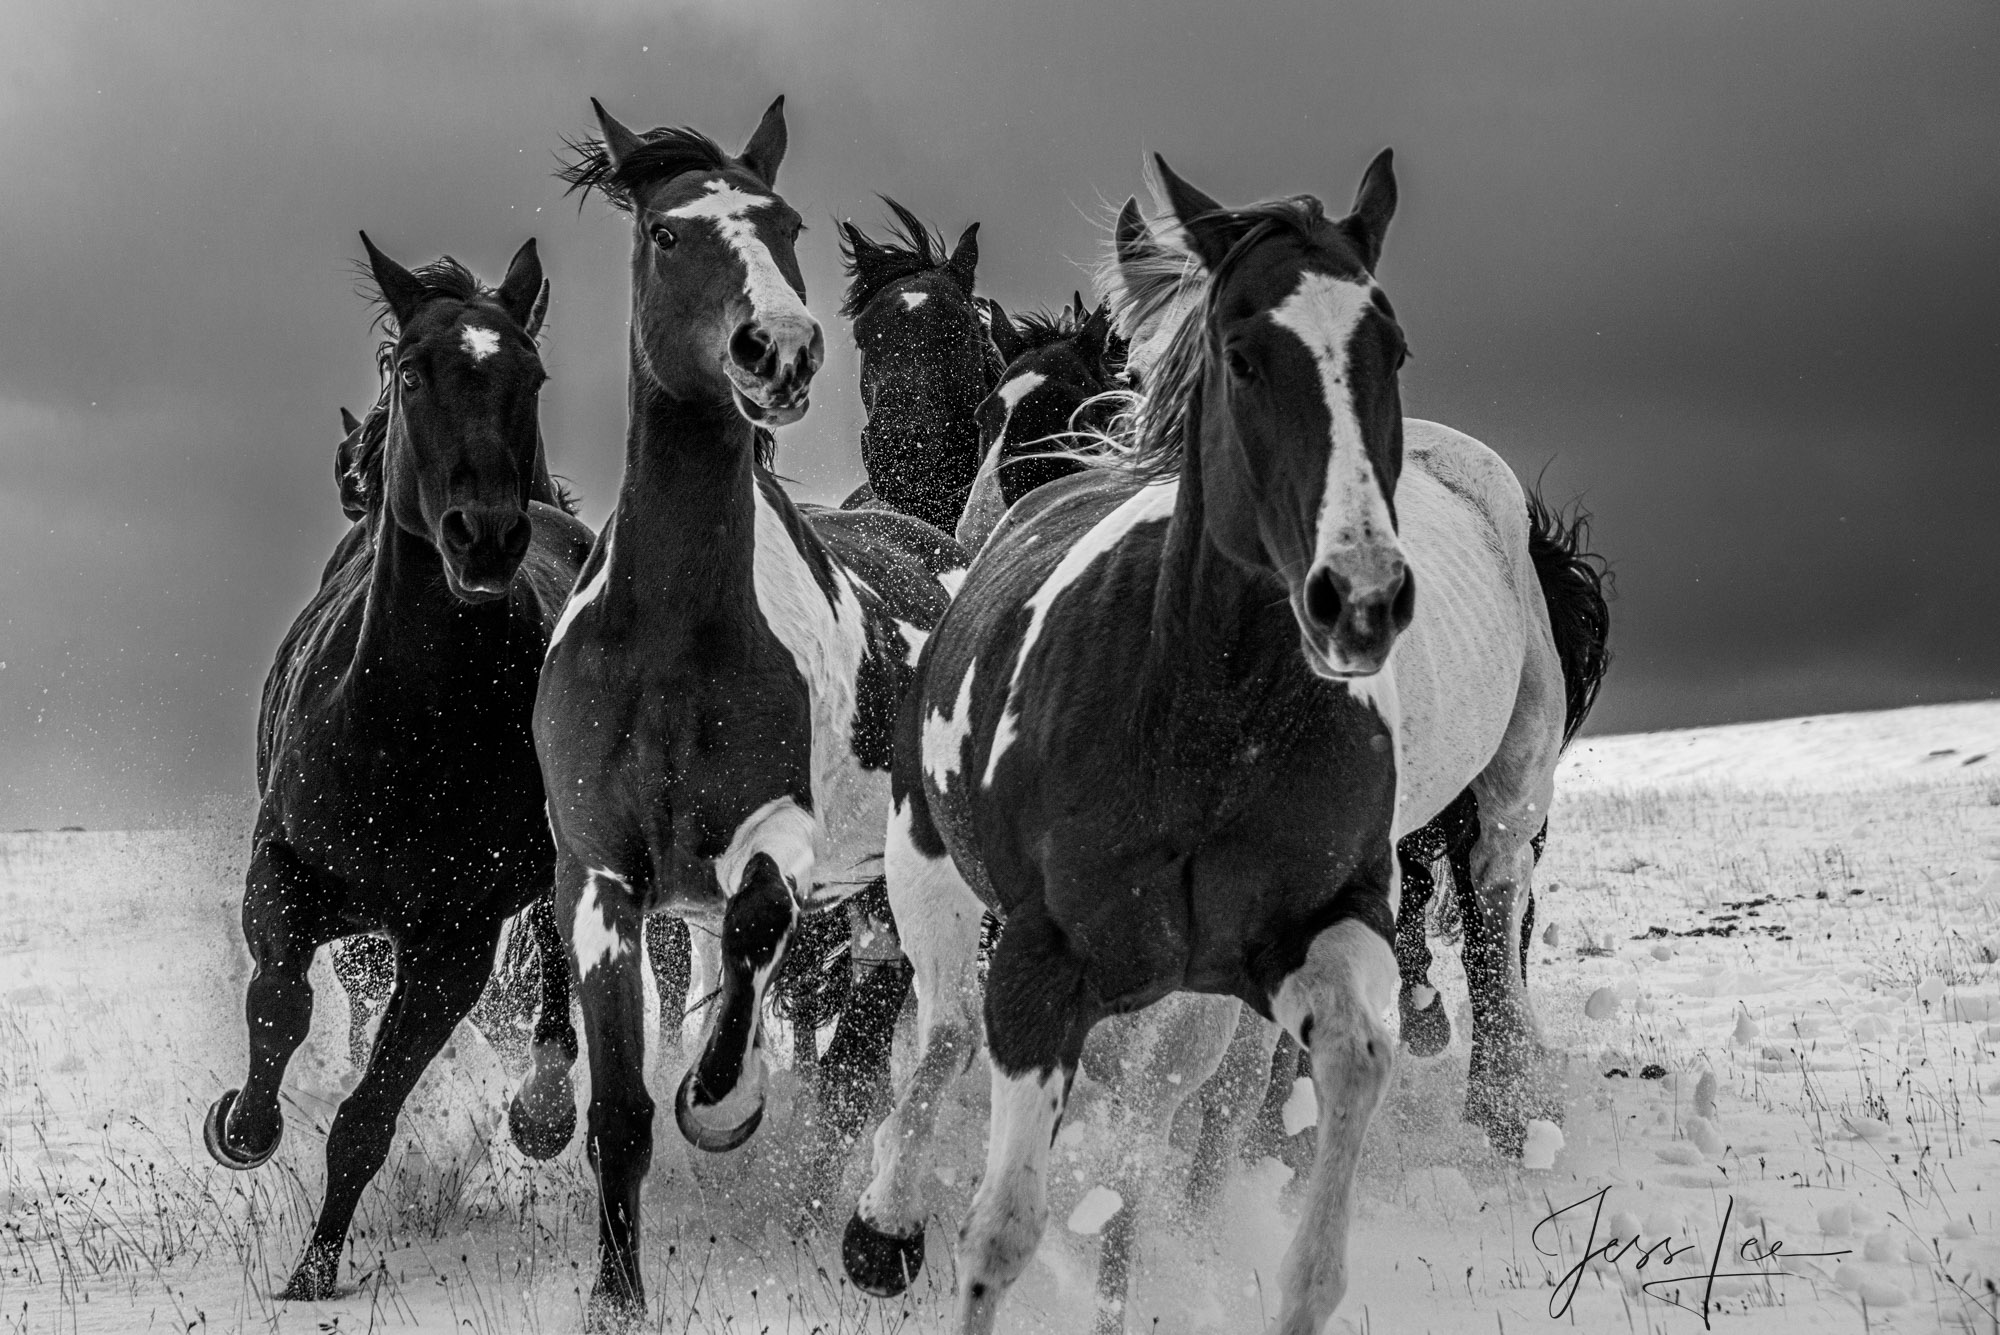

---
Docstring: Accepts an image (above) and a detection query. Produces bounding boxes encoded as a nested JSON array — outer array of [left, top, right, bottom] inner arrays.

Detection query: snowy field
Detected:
[[4, 700, 1999, 1334]]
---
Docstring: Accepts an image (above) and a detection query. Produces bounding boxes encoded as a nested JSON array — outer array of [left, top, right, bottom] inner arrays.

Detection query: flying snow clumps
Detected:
[[1066, 1186, 1125, 1235], [1584, 986, 1618, 1020], [1280, 1075, 1317, 1136], [1520, 1119, 1564, 1170]]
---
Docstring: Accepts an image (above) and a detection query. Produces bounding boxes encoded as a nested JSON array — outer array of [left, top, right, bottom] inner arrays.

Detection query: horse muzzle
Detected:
[[437, 504, 532, 603], [1296, 560, 1415, 679], [726, 315, 822, 427]]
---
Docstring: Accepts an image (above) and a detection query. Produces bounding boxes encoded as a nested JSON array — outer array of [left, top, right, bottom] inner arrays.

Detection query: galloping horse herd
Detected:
[[199, 95, 1611, 1335]]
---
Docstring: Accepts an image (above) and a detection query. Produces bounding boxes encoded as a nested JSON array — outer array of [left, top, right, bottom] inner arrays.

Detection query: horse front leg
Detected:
[[1268, 918, 1397, 1335], [845, 797, 984, 1297], [675, 851, 798, 1152], [561, 865, 655, 1327], [955, 903, 1098, 1335], [330, 933, 396, 1070], [205, 841, 335, 1173], [508, 893, 579, 1161]]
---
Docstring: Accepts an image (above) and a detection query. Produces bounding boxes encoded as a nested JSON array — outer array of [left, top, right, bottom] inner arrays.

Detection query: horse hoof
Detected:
[[674, 1068, 763, 1153], [278, 1242, 339, 1300], [843, 1210, 925, 1297], [1401, 989, 1451, 1057], [203, 1090, 279, 1171], [584, 1286, 646, 1333], [507, 1087, 576, 1161]]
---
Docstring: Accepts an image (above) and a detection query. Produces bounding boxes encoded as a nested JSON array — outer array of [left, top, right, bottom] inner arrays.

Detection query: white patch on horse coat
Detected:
[[669, 181, 808, 329], [995, 371, 1046, 411], [984, 481, 1178, 787], [922, 658, 979, 791], [572, 868, 634, 981], [900, 290, 928, 310], [895, 619, 930, 669], [549, 523, 613, 651], [460, 325, 501, 362], [713, 795, 817, 902], [748, 485, 880, 880], [1269, 273, 1404, 592]]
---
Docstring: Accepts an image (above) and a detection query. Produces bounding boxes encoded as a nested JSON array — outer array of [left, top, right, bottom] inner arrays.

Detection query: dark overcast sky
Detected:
[[3, 0, 1996, 828]]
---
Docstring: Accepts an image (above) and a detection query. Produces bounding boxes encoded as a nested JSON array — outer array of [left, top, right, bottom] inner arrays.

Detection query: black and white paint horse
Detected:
[[203, 238, 591, 1302], [955, 294, 1128, 552], [840, 152, 1418, 1335], [836, 200, 1001, 532], [517, 97, 964, 1327]]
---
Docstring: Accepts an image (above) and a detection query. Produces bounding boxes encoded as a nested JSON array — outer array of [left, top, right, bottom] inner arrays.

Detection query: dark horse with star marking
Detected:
[[202, 236, 591, 1302], [516, 96, 963, 1329]]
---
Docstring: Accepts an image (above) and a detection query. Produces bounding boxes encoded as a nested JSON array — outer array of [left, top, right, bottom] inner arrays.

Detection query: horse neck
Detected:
[[1137, 425, 1313, 755], [350, 511, 511, 699], [605, 375, 760, 621]]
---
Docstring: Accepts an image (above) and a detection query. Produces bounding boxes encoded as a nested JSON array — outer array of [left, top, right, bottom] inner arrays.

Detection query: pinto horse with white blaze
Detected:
[[519, 97, 965, 1327], [203, 238, 590, 1301], [955, 294, 1128, 552], [840, 152, 1417, 1335]]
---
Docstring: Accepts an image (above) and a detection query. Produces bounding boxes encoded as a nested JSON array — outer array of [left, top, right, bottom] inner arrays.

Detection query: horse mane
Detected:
[[556, 125, 734, 212], [1005, 306, 1132, 376], [839, 198, 961, 317], [1092, 195, 1328, 482]]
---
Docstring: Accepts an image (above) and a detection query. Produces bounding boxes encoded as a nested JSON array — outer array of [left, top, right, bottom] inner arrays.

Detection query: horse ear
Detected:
[[1344, 148, 1397, 272], [496, 238, 543, 330], [1078, 302, 1112, 366], [590, 98, 645, 172], [1114, 196, 1149, 268], [524, 278, 552, 340], [1071, 291, 1088, 324], [1154, 155, 1244, 270], [739, 95, 787, 186], [360, 231, 425, 328], [986, 297, 1026, 366], [944, 221, 980, 294], [339, 407, 361, 436]]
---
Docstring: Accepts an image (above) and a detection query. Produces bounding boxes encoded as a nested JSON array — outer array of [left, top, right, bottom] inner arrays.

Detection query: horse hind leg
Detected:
[[955, 902, 1099, 1335], [845, 797, 984, 1298], [283, 919, 503, 1300], [1268, 918, 1398, 1335], [205, 842, 336, 1173], [1395, 789, 1480, 1058], [508, 894, 580, 1161], [331, 933, 396, 1070]]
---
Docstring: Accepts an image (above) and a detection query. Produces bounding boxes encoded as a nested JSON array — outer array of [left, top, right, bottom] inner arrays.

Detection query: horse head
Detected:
[[1147, 152, 1414, 677], [360, 233, 547, 603], [568, 97, 820, 427]]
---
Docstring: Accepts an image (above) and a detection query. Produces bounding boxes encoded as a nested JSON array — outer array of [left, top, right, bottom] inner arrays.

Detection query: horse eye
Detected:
[[650, 223, 677, 251], [399, 367, 420, 391], [1225, 349, 1255, 382]]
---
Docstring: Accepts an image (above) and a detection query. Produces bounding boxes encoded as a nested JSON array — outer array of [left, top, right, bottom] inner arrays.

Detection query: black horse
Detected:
[[836, 200, 1001, 532], [202, 236, 590, 1303]]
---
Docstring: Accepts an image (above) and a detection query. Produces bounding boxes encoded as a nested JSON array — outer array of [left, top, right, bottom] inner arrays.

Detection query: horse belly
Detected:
[[1391, 469, 1530, 835]]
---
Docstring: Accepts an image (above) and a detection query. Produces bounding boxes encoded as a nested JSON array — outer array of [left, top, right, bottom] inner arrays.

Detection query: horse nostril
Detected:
[[1304, 567, 1348, 631], [439, 510, 475, 555], [730, 323, 775, 379], [1390, 565, 1417, 632], [501, 513, 532, 562]]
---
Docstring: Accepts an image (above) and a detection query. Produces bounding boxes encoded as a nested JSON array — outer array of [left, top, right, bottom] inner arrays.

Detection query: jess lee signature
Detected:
[[1531, 1187, 1850, 1327]]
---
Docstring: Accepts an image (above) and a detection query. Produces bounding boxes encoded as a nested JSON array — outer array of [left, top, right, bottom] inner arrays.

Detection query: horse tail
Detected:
[[1525, 492, 1612, 749]]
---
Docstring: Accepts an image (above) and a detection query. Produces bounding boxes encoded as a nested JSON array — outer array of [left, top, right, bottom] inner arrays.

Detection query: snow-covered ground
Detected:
[[3, 700, 1998, 1333]]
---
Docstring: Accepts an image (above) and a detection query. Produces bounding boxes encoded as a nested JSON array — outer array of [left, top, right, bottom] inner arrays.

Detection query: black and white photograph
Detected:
[[3, 1, 1997, 1331]]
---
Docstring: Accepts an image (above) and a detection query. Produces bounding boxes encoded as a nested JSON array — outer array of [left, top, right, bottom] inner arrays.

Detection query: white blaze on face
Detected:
[[668, 180, 810, 329], [460, 325, 501, 362], [1268, 272, 1403, 587], [573, 868, 635, 980], [900, 290, 929, 310]]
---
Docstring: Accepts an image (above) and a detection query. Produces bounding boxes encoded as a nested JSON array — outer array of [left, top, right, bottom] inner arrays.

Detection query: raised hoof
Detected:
[[507, 1083, 577, 1161], [1401, 988, 1451, 1057], [843, 1210, 925, 1297], [203, 1089, 279, 1171], [674, 1068, 763, 1154], [278, 1241, 339, 1301]]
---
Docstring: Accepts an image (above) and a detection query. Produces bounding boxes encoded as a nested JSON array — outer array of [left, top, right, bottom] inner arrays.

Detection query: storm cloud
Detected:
[[2, 0, 1995, 826]]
